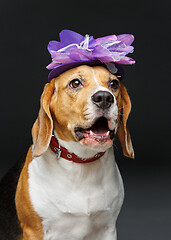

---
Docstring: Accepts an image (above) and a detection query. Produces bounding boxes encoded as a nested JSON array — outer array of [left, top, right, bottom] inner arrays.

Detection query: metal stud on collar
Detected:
[[95, 153, 101, 158], [67, 154, 72, 159]]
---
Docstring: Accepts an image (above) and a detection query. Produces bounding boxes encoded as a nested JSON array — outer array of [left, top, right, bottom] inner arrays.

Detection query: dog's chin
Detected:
[[74, 117, 116, 150]]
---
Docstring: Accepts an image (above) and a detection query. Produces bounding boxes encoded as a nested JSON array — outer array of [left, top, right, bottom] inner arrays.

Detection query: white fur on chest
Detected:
[[28, 147, 124, 240]]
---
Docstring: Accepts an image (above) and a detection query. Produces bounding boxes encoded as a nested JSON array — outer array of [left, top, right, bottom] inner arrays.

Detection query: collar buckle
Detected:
[[54, 142, 62, 159]]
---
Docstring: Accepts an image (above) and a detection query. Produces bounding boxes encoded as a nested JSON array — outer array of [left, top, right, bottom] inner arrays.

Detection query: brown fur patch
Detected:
[[15, 147, 44, 239], [117, 82, 134, 158]]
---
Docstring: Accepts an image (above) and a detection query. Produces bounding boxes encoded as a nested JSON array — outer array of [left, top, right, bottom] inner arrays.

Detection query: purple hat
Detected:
[[47, 30, 135, 81]]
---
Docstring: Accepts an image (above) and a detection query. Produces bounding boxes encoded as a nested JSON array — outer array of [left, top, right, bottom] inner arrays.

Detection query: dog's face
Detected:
[[32, 65, 134, 158], [50, 65, 120, 150]]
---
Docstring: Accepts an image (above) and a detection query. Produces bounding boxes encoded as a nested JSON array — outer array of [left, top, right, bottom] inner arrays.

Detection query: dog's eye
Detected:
[[69, 79, 82, 89], [109, 79, 119, 90]]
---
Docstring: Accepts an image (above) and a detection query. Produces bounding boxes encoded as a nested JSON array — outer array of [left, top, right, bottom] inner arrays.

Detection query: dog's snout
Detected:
[[91, 91, 114, 109]]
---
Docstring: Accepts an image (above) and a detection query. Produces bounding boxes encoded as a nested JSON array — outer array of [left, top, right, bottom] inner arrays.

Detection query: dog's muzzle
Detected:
[[91, 91, 114, 110], [74, 90, 117, 147]]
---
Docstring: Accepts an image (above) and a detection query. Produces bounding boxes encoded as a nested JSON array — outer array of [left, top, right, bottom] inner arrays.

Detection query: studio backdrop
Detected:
[[0, 0, 170, 239]]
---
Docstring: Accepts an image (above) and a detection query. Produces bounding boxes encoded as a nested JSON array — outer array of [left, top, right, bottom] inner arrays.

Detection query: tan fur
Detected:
[[117, 82, 134, 158], [15, 147, 44, 239], [15, 65, 134, 239], [32, 79, 55, 157]]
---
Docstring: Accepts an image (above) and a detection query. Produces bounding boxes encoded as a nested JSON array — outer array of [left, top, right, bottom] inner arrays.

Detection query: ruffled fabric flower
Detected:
[[46, 30, 135, 71]]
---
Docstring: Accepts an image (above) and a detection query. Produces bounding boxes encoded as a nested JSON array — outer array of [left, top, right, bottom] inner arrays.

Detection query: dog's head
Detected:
[[32, 65, 134, 158]]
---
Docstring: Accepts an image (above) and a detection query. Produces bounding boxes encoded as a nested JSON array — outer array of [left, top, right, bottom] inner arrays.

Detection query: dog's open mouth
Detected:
[[74, 117, 115, 144]]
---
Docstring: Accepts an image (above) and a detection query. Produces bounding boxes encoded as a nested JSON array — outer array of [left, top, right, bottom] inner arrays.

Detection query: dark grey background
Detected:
[[0, 0, 171, 239]]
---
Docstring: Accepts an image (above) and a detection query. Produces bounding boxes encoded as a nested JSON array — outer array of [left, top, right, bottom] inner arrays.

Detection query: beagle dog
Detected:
[[1, 64, 134, 240]]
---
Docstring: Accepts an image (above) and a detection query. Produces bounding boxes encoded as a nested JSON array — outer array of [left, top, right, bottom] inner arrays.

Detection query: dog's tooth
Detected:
[[90, 130, 93, 135], [106, 131, 110, 136]]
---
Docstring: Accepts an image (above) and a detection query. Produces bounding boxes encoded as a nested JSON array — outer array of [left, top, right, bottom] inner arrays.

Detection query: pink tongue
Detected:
[[93, 118, 108, 134], [85, 117, 109, 135], [92, 127, 107, 135], [88, 124, 108, 135]]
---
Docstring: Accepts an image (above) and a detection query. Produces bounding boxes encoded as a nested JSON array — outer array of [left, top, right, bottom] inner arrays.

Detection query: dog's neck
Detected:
[[54, 131, 110, 159]]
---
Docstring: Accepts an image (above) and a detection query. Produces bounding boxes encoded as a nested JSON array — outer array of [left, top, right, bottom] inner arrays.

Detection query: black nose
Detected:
[[91, 91, 114, 109]]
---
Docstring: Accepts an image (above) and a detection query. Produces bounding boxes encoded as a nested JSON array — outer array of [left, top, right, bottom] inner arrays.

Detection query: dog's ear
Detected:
[[32, 79, 55, 157], [117, 83, 134, 158]]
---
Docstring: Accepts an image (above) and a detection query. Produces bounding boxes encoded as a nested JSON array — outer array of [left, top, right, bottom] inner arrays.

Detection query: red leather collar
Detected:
[[50, 136, 105, 164]]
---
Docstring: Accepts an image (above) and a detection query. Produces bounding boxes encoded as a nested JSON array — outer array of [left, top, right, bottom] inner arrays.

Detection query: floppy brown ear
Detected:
[[117, 83, 135, 158], [32, 79, 55, 157]]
